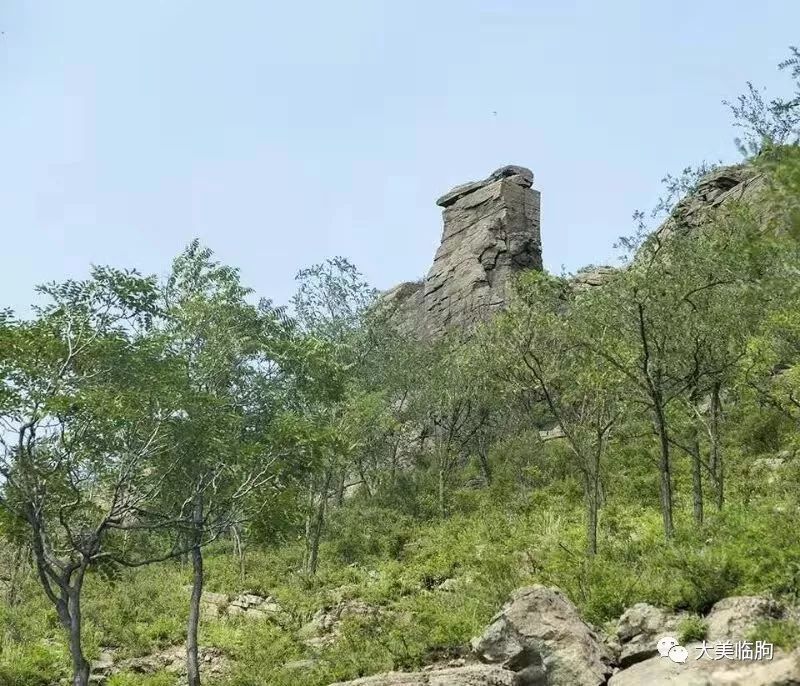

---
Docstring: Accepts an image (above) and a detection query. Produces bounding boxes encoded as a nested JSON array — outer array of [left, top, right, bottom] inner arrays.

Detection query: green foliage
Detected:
[[0, 642, 67, 686], [748, 619, 800, 650], [326, 502, 414, 565], [83, 566, 188, 657], [724, 46, 800, 155], [107, 675, 176, 686], [678, 615, 708, 643], [2, 54, 800, 686]]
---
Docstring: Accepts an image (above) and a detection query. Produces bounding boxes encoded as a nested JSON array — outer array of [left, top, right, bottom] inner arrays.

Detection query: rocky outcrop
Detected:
[[705, 596, 784, 642], [570, 265, 617, 292], [328, 664, 520, 686], [386, 165, 542, 338], [658, 164, 767, 237], [471, 586, 613, 686], [608, 646, 800, 685], [612, 602, 686, 668], [327, 588, 800, 686], [90, 645, 229, 685], [386, 161, 768, 338], [300, 599, 384, 650], [188, 587, 286, 622]]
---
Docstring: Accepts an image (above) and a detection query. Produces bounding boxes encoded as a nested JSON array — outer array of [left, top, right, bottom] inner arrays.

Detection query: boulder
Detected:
[[614, 602, 685, 667], [471, 586, 613, 686], [436, 577, 462, 593], [301, 599, 383, 649], [706, 596, 784, 641], [328, 664, 521, 686], [89, 649, 116, 684], [116, 645, 228, 679], [434, 166, 533, 209], [181, 587, 230, 619], [92, 649, 115, 675], [228, 592, 285, 620], [608, 644, 800, 685], [570, 265, 616, 292]]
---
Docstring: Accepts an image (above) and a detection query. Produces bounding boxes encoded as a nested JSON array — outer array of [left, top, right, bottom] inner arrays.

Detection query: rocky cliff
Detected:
[[385, 161, 766, 338], [383, 165, 542, 338]]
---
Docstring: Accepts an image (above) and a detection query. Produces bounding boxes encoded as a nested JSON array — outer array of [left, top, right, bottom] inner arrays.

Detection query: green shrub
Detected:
[[0, 642, 67, 686], [748, 619, 800, 650], [326, 504, 414, 565], [678, 615, 708, 643]]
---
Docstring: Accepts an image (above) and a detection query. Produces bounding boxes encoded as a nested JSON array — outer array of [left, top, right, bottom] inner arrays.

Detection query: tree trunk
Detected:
[[437, 462, 447, 518], [637, 304, 673, 539], [186, 495, 204, 686], [53, 570, 90, 686], [335, 469, 346, 506], [28, 514, 90, 686], [231, 525, 245, 585], [709, 382, 724, 510], [584, 471, 599, 557], [689, 428, 704, 526], [652, 399, 674, 539], [302, 481, 315, 572], [307, 468, 332, 576], [67, 586, 90, 686]]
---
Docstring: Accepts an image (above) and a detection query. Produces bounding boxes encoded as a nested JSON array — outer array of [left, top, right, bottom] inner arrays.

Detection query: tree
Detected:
[[487, 273, 620, 555], [290, 257, 376, 575], [0, 268, 174, 686], [577, 232, 696, 540], [724, 46, 800, 156], [413, 336, 491, 518], [144, 241, 303, 686]]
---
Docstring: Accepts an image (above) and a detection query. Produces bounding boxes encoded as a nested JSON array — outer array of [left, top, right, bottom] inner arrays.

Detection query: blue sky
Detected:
[[1, 1, 798, 314]]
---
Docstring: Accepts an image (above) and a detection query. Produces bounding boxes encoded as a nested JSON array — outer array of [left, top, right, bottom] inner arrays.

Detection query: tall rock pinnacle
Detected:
[[384, 165, 542, 337]]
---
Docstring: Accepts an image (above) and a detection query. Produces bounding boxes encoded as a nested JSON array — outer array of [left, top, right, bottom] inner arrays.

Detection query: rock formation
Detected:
[[471, 586, 613, 686], [385, 161, 767, 339], [329, 588, 800, 686], [384, 165, 542, 338], [658, 164, 766, 237]]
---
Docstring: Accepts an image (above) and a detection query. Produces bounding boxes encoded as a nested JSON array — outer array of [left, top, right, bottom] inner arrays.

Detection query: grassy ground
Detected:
[[2, 438, 800, 685]]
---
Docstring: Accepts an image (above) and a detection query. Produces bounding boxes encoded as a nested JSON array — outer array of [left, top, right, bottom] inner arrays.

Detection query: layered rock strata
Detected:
[[385, 165, 541, 338]]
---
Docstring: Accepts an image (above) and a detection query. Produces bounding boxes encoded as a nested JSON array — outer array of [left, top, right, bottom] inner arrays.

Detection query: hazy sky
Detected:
[[1, 2, 798, 314]]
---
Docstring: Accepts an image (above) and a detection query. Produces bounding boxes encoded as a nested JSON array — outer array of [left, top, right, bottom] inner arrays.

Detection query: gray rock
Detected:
[[201, 591, 229, 606], [328, 664, 520, 685], [614, 602, 685, 667], [471, 585, 613, 686], [436, 577, 466, 592], [425, 167, 542, 337], [301, 599, 383, 649], [657, 163, 766, 239], [436, 166, 534, 208], [383, 165, 541, 339], [489, 165, 534, 186], [570, 265, 616, 291], [229, 591, 281, 618], [608, 644, 800, 685], [384, 159, 767, 340], [92, 649, 115, 675], [117, 645, 227, 678], [706, 596, 784, 642]]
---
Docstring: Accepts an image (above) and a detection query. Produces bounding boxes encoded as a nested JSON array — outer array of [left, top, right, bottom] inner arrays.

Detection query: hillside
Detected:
[[2, 62, 800, 686]]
